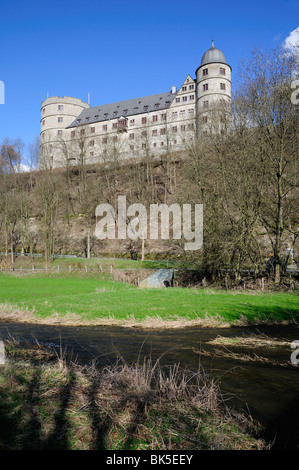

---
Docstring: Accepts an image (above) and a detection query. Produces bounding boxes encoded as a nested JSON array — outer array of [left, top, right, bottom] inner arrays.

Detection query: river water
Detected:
[[0, 321, 298, 450]]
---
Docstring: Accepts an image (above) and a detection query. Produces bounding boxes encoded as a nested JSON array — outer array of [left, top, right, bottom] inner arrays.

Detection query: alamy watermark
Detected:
[[291, 80, 299, 105], [0, 341, 5, 365], [94, 196, 203, 251], [0, 81, 4, 105], [290, 340, 299, 366]]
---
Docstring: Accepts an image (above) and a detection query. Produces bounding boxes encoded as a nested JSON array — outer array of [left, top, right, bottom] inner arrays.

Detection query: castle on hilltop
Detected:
[[40, 42, 231, 168]]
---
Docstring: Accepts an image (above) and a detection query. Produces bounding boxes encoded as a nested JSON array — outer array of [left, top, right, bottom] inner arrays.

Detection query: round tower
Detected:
[[196, 41, 232, 135], [40, 96, 90, 167]]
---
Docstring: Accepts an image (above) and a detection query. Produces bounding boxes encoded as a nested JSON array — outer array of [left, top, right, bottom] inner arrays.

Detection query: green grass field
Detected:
[[0, 273, 298, 325]]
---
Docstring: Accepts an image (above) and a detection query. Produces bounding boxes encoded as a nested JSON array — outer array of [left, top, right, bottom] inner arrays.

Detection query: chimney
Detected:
[[171, 86, 177, 94]]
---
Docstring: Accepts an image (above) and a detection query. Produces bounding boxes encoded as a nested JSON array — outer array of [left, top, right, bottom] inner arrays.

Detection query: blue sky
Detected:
[[0, 0, 298, 162]]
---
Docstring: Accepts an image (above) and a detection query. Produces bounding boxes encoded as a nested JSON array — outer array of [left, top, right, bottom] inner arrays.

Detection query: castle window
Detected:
[[112, 123, 117, 129], [102, 137, 108, 144], [103, 124, 108, 131], [180, 110, 185, 117], [182, 86, 187, 91], [172, 126, 177, 133], [203, 100, 209, 108], [57, 130, 63, 136], [77, 119, 81, 123], [176, 97, 180, 103], [123, 109, 128, 114], [189, 95, 194, 100], [160, 128, 166, 135], [203, 84, 208, 91], [161, 114, 167, 121], [129, 133, 134, 139], [58, 117, 63, 122], [142, 131, 146, 137], [152, 115, 158, 122], [189, 84, 194, 90], [188, 123, 194, 130], [113, 111, 118, 117], [80, 129, 85, 135], [181, 125, 186, 131], [203, 68, 208, 76], [89, 140, 95, 146], [130, 119, 135, 126], [144, 105, 149, 111], [94, 115, 99, 119], [91, 127, 95, 133], [161, 142, 164, 146], [220, 83, 226, 90], [42, 119, 45, 126], [58, 105, 64, 111], [182, 96, 187, 102], [85, 117, 90, 122], [43, 108, 45, 114], [154, 103, 160, 108], [202, 116, 208, 123], [152, 129, 157, 136], [133, 107, 138, 112], [220, 67, 226, 75], [172, 111, 178, 119], [188, 109, 194, 115], [142, 117, 147, 124]]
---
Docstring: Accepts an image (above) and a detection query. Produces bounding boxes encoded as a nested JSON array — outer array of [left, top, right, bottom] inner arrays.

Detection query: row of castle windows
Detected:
[[175, 95, 194, 103], [42, 108, 195, 128], [202, 67, 226, 76], [202, 83, 226, 92], [42, 122, 196, 140]]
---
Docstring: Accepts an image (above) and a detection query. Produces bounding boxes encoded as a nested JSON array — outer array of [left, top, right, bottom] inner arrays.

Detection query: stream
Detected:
[[0, 321, 298, 450]]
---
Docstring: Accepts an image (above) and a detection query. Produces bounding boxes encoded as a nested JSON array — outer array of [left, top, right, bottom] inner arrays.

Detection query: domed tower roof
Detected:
[[199, 41, 228, 67]]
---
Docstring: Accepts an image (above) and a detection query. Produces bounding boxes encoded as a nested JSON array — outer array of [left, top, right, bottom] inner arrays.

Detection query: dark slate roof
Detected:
[[199, 41, 228, 68], [67, 91, 177, 128]]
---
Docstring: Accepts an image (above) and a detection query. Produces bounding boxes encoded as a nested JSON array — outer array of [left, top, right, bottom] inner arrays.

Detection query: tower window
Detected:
[[203, 84, 208, 91], [58, 117, 63, 123], [203, 100, 209, 108], [220, 67, 226, 75], [203, 68, 208, 76], [220, 83, 226, 90], [57, 130, 63, 136], [202, 116, 208, 123], [58, 105, 63, 111]]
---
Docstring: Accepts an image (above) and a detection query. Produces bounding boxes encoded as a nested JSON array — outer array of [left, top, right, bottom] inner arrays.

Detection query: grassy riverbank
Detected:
[[0, 273, 298, 327], [0, 342, 266, 450]]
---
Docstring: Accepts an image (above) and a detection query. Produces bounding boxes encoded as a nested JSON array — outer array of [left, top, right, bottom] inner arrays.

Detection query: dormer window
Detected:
[[113, 111, 118, 117], [77, 119, 81, 123], [85, 117, 89, 122], [94, 114, 99, 119], [123, 109, 128, 114]]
